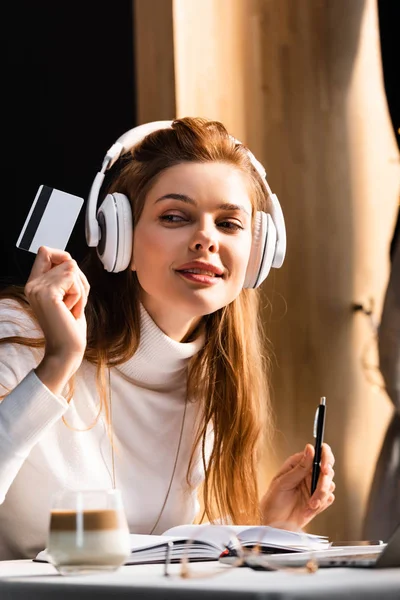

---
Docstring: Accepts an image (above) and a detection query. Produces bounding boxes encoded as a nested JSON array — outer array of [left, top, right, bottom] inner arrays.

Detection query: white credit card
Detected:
[[16, 185, 84, 253]]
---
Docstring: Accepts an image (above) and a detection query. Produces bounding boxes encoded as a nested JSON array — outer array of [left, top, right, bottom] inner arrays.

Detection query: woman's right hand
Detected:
[[24, 246, 90, 395]]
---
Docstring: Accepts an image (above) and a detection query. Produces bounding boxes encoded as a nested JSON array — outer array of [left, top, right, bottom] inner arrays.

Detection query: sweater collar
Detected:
[[115, 304, 205, 386]]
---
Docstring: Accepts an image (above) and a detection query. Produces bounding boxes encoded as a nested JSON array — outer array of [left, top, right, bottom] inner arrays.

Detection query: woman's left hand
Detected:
[[260, 443, 335, 530]]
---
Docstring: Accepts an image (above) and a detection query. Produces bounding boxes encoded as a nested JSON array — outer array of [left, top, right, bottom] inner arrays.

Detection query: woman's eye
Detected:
[[159, 214, 187, 223], [218, 221, 243, 231]]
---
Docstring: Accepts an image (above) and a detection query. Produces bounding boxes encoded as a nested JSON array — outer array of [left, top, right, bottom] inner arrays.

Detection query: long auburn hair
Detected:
[[0, 117, 273, 525]]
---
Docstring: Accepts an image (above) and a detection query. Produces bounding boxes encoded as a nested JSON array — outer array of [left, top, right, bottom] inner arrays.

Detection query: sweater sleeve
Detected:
[[0, 300, 69, 503]]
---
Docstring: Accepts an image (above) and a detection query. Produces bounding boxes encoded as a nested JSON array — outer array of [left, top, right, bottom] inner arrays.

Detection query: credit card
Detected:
[[16, 185, 84, 253]]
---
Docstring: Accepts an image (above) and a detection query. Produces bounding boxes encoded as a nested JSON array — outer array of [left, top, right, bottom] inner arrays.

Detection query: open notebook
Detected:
[[35, 523, 329, 565]]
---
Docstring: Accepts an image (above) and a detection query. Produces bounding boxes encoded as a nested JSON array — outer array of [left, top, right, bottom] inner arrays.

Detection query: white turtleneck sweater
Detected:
[[0, 299, 206, 560]]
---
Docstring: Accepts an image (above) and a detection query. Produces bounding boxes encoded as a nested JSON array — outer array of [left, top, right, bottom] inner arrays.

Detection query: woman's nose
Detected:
[[189, 225, 219, 253]]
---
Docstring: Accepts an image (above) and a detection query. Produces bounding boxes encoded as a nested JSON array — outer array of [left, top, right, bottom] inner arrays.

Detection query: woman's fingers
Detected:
[[79, 269, 90, 298], [70, 270, 89, 319], [24, 248, 89, 353], [27, 260, 79, 311], [309, 446, 336, 511], [268, 440, 336, 522], [60, 261, 90, 318], [273, 445, 315, 491], [320, 443, 335, 470], [274, 447, 310, 476], [26, 248, 90, 319], [27, 246, 73, 282]]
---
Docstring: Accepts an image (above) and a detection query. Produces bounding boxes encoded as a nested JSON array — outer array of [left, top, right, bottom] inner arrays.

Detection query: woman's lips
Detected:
[[176, 270, 222, 285]]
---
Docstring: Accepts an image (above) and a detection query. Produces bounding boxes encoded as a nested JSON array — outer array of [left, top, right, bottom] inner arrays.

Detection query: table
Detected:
[[1, 559, 400, 599]]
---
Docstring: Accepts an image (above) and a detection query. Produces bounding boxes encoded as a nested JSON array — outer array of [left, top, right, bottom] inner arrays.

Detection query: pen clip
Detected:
[[313, 408, 319, 437]]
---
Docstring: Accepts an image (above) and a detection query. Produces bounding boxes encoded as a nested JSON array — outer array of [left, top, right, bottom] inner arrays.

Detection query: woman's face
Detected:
[[131, 161, 253, 341]]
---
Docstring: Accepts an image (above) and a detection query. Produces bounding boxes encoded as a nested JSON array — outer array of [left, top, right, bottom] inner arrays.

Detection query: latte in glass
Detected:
[[47, 490, 130, 575]]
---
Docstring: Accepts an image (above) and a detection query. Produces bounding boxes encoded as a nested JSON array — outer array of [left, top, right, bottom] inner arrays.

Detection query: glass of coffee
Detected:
[[47, 489, 131, 575]]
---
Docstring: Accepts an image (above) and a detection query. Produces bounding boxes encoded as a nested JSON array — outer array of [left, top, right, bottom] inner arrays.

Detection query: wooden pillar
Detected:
[[134, 0, 399, 540], [133, 0, 176, 123]]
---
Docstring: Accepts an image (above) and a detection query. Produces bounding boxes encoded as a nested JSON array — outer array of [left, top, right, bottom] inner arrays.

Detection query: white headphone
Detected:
[[85, 120, 286, 288]]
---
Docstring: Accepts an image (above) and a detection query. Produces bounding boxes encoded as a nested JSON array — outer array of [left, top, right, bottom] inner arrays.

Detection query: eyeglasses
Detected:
[[162, 523, 321, 580]]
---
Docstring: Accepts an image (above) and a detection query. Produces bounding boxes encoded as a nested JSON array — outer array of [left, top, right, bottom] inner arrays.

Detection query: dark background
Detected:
[[1, 1, 398, 286], [2, 1, 136, 287]]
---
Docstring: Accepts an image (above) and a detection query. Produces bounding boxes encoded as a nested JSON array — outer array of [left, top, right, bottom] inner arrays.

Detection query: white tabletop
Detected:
[[1, 559, 400, 599]]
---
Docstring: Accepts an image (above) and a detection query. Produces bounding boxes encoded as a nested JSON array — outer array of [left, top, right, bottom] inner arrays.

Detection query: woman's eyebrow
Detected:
[[219, 202, 251, 216], [155, 193, 195, 205], [155, 193, 251, 215]]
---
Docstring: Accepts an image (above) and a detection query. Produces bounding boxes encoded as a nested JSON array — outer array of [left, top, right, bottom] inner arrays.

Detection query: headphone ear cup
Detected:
[[96, 193, 133, 273], [243, 211, 277, 289]]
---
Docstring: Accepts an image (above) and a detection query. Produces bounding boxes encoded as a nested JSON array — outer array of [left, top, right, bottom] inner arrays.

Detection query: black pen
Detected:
[[311, 396, 326, 495]]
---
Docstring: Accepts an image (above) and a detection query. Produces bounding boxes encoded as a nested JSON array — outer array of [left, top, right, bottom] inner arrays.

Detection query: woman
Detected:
[[0, 117, 335, 560]]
